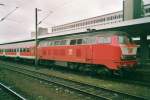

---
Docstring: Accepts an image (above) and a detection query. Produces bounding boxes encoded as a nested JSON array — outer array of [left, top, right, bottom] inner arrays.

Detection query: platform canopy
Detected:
[[39, 17, 150, 39], [99, 17, 150, 36]]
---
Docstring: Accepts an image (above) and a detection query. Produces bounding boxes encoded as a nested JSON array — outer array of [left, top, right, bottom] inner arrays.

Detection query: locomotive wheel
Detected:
[[96, 67, 112, 77]]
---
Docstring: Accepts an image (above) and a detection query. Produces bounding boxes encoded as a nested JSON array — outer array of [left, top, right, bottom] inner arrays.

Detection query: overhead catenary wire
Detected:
[[0, 7, 19, 22], [37, 0, 78, 25], [38, 11, 53, 25]]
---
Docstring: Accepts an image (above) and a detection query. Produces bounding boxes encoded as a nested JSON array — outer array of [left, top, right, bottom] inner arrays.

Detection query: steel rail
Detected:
[[0, 62, 147, 100], [1, 60, 150, 87], [0, 82, 26, 100]]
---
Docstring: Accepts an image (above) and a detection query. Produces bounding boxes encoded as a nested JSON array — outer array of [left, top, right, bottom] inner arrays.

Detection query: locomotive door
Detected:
[[86, 45, 93, 63]]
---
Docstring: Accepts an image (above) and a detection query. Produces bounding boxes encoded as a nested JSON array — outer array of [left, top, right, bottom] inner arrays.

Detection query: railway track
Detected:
[[0, 82, 26, 100], [0, 61, 147, 100], [1, 60, 150, 87]]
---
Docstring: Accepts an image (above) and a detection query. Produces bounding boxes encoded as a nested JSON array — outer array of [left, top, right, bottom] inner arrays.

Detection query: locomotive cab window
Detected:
[[118, 35, 132, 44]]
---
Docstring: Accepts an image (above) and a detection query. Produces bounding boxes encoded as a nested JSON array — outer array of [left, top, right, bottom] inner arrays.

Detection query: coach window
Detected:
[[23, 48, 26, 52], [16, 48, 19, 52], [48, 41, 51, 46], [20, 48, 22, 52], [27, 48, 30, 52]]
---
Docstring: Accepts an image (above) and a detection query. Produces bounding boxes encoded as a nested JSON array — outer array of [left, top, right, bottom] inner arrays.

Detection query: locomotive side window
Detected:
[[40, 41, 48, 47], [77, 39, 83, 44], [61, 40, 67, 45], [82, 37, 94, 44], [98, 37, 104, 43], [54, 41, 61, 45], [49, 41, 54, 46], [70, 40, 76, 45], [98, 37, 111, 44], [85, 37, 96, 44], [103, 37, 111, 43]]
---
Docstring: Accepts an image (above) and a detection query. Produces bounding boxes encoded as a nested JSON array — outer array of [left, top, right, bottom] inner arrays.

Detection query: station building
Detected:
[[51, 4, 150, 34]]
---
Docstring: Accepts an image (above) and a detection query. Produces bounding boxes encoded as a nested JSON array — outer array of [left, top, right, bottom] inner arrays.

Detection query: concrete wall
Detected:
[[124, 0, 143, 20]]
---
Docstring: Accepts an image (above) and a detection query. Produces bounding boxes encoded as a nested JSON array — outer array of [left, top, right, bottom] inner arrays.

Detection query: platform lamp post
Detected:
[[123, 0, 125, 21]]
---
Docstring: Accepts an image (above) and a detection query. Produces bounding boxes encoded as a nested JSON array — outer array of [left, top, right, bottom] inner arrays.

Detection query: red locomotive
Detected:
[[0, 31, 138, 75]]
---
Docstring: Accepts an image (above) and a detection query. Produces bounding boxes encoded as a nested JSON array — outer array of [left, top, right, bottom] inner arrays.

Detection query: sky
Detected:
[[0, 0, 150, 43]]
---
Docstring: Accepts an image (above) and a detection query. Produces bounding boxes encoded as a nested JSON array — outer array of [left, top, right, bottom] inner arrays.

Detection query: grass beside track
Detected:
[[0, 69, 96, 100]]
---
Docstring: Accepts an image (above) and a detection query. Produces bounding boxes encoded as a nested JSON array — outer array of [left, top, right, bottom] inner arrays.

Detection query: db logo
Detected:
[[68, 49, 73, 55], [128, 48, 133, 53]]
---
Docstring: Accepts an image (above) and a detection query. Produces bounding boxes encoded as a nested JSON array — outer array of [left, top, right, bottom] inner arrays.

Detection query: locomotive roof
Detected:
[[0, 31, 127, 45], [44, 31, 128, 40]]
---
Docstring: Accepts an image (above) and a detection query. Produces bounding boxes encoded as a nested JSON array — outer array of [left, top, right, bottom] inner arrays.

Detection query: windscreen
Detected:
[[118, 35, 132, 44]]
